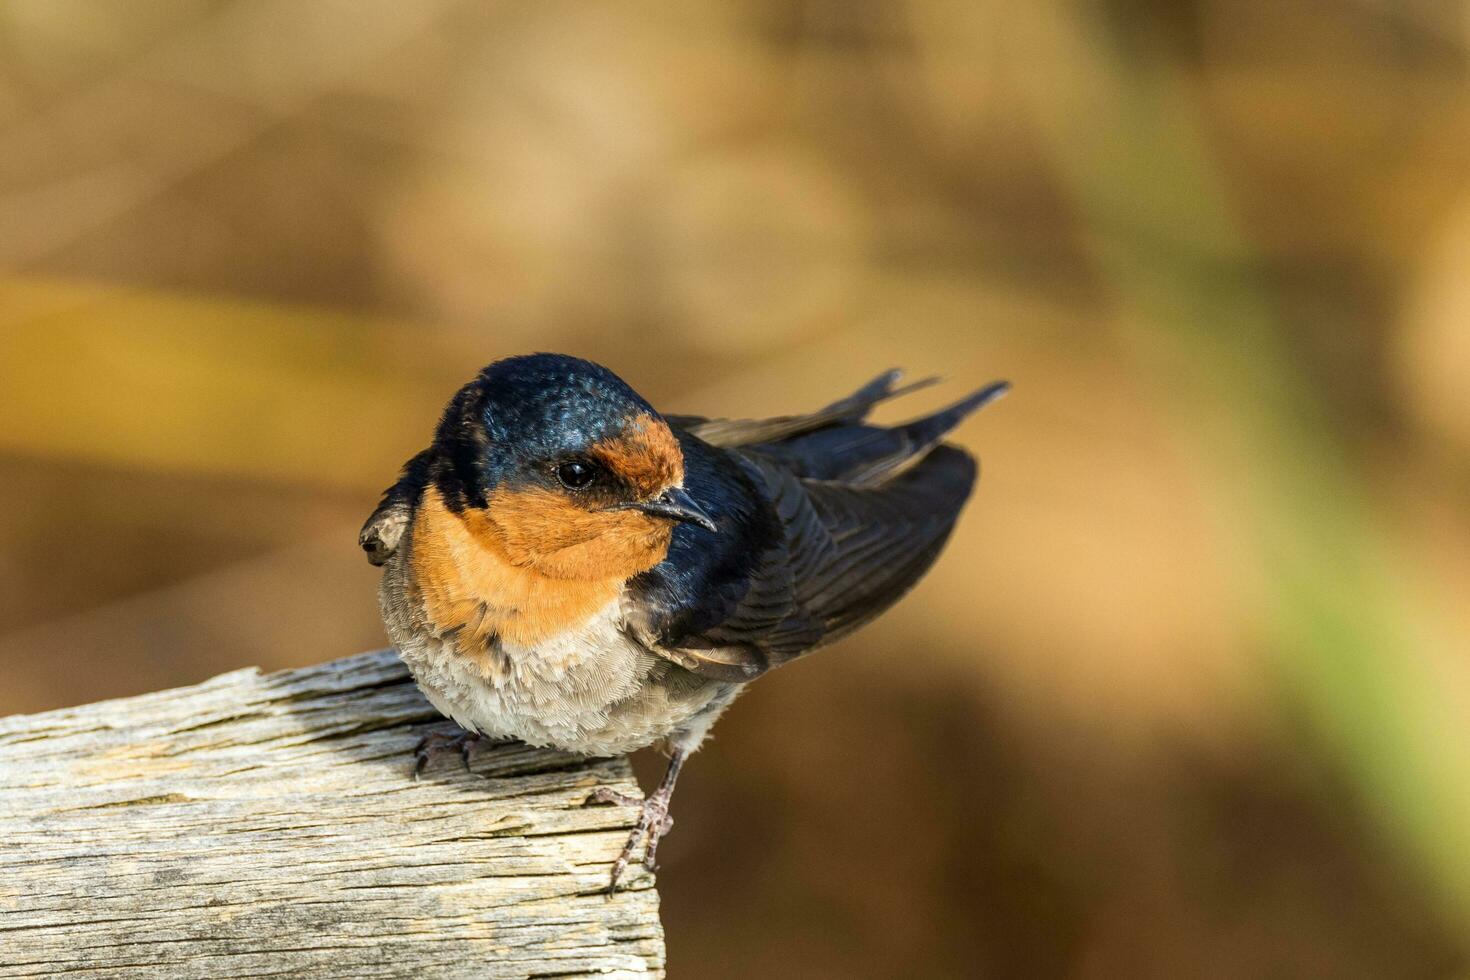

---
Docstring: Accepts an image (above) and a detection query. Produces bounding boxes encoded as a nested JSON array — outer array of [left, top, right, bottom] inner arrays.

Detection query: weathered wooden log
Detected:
[[0, 651, 665, 979]]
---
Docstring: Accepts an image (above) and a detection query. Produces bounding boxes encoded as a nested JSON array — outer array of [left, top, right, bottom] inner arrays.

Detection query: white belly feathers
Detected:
[[388, 591, 721, 757]]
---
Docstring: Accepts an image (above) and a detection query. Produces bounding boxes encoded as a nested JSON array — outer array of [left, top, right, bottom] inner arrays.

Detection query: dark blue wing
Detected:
[[628, 421, 984, 681]]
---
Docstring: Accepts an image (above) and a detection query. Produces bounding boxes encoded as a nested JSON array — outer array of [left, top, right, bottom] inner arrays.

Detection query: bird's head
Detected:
[[430, 353, 714, 581]]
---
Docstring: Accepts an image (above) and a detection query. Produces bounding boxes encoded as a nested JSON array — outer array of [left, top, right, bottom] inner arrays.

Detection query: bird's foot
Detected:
[[411, 729, 482, 780], [588, 786, 675, 893]]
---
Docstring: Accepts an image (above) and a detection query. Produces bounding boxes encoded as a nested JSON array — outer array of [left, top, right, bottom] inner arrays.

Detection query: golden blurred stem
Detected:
[[1012, 2, 1470, 932]]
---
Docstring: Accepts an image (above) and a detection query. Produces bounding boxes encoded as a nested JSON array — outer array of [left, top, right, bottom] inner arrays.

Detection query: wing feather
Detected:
[[359, 448, 435, 565], [666, 370, 937, 448], [633, 441, 978, 679]]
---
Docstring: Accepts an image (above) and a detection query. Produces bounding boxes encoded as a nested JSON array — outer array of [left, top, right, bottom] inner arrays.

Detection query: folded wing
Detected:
[[632, 374, 1003, 681]]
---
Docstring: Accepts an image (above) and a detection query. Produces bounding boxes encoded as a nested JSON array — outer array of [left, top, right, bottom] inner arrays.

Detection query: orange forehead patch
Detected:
[[590, 413, 683, 498]]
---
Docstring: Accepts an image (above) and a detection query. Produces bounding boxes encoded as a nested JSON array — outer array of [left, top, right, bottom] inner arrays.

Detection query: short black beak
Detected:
[[627, 486, 717, 533]]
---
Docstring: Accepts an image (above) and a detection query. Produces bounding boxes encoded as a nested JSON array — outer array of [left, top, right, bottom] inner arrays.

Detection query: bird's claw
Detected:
[[411, 730, 482, 780], [588, 787, 675, 893], [588, 786, 644, 809]]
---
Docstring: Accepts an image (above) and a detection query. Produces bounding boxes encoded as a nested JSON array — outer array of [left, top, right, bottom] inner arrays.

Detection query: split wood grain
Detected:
[[0, 650, 665, 979]]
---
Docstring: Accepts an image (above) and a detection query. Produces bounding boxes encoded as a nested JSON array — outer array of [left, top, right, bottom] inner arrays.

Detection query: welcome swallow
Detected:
[[360, 353, 1007, 889]]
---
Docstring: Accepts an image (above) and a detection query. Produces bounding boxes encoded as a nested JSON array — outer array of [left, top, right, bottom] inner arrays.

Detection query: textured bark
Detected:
[[0, 651, 665, 979]]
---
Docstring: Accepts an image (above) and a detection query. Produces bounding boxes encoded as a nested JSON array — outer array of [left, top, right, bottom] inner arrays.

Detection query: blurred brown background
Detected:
[[3, 1, 1469, 977]]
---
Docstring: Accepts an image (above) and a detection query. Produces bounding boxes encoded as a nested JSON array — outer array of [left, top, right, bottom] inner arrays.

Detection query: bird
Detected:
[[360, 353, 1007, 890]]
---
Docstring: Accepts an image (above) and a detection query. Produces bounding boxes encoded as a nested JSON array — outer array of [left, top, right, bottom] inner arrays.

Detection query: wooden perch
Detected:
[[0, 651, 665, 979]]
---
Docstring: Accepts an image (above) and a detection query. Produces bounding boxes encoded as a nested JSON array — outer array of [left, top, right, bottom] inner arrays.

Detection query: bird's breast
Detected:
[[382, 486, 725, 755], [407, 485, 627, 657]]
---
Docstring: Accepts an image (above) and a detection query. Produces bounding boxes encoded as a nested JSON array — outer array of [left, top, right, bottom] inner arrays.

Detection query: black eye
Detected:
[[556, 460, 596, 490]]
